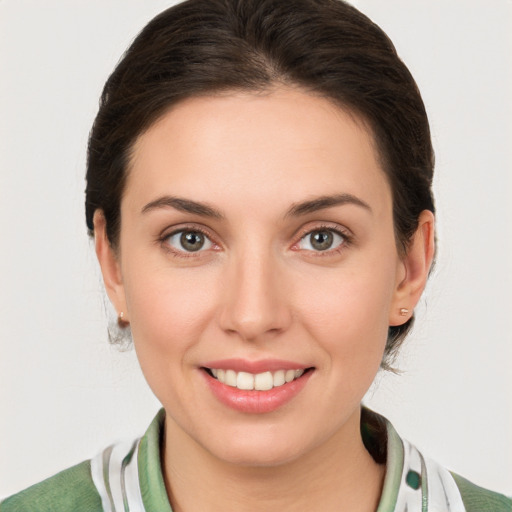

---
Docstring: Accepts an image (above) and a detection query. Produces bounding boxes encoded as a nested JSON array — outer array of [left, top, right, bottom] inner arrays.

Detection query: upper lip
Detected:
[[202, 358, 311, 374]]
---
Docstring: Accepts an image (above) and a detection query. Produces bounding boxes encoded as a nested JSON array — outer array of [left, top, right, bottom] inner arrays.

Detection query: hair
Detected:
[[85, 0, 435, 369]]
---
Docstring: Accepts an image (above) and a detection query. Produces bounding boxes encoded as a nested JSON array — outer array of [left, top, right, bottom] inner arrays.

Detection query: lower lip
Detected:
[[202, 370, 313, 414]]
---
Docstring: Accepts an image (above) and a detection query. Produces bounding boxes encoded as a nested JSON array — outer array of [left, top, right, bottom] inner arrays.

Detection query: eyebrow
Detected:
[[285, 193, 372, 217], [141, 193, 371, 219], [141, 196, 224, 219]]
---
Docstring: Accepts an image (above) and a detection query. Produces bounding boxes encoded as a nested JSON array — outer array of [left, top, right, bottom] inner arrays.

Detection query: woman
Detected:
[[1, 0, 510, 510]]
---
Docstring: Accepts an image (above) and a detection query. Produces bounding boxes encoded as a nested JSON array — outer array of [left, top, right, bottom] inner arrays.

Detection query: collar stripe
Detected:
[[91, 440, 146, 512], [90, 408, 470, 511]]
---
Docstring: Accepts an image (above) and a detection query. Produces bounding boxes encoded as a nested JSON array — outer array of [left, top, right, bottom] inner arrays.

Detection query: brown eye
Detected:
[[165, 230, 213, 253], [298, 229, 345, 252]]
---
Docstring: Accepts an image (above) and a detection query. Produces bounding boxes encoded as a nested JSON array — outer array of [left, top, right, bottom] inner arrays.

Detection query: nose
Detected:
[[218, 248, 292, 342]]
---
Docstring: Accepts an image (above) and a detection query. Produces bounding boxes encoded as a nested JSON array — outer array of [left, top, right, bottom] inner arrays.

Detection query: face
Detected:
[[96, 87, 427, 467]]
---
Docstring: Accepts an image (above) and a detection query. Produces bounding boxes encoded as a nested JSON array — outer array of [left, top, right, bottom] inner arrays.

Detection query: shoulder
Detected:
[[451, 472, 512, 512], [0, 460, 103, 512], [1, 409, 168, 512], [362, 407, 512, 512]]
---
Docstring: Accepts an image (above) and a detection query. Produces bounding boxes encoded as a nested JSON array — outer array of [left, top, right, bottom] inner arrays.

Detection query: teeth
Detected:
[[237, 371, 254, 390], [285, 369, 296, 383], [273, 370, 285, 387], [254, 371, 273, 391], [211, 368, 307, 390], [225, 369, 237, 387]]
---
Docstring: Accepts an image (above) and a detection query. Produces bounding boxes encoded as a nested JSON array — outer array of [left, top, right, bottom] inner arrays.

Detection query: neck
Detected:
[[162, 408, 385, 512]]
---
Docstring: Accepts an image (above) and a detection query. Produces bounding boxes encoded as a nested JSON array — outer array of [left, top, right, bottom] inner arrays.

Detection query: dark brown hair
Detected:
[[85, 0, 435, 368]]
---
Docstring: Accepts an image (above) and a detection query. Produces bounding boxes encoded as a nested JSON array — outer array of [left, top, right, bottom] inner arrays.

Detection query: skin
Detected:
[[94, 87, 435, 511]]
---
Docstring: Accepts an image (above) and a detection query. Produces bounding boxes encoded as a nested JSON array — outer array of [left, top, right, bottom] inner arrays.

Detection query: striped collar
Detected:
[[90, 408, 466, 512], [91, 409, 170, 512], [375, 416, 466, 511]]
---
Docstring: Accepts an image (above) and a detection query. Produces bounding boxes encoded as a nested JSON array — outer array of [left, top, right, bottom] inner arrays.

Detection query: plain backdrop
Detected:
[[1, 0, 511, 499]]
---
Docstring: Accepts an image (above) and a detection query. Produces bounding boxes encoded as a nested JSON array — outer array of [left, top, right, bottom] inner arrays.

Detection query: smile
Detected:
[[207, 368, 306, 391], [201, 363, 314, 413]]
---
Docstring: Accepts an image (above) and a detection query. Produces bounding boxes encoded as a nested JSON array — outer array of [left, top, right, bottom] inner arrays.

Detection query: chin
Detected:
[[197, 422, 326, 469], [213, 443, 306, 468]]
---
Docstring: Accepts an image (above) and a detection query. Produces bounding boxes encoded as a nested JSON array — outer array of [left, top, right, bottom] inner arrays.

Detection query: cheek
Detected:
[[121, 262, 219, 374], [293, 257, 397, 365]]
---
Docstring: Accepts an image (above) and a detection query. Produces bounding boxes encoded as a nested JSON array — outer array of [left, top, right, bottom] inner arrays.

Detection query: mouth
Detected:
[[203, 367, 314, 391], [200, 358, 315, 413]]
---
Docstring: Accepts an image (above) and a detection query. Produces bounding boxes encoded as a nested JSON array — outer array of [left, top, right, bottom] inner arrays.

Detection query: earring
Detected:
[[399, 308, 409, 316], [118, 311, 129, 327]]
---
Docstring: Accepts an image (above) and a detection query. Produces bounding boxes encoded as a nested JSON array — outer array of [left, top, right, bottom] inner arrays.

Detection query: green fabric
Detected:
[[375, 418, 403, 512], [0, 460, 103, 512], [419, 450, 429, 512], [138, 409, 173, 512], [2, 409, 511, 511], [406, 470, 421, 490], [451, 472, 512, 512]]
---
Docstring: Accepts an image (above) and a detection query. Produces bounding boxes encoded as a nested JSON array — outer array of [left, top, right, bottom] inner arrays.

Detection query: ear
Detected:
[[93, 210, 128, 321], [389, 210, 435, 326]]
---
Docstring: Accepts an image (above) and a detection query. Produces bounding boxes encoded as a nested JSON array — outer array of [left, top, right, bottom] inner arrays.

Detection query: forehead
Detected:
[[126, 87, 391, 217]]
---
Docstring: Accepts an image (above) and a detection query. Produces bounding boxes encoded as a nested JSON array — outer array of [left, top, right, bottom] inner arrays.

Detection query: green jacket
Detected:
[[2, 408, 510, 511]]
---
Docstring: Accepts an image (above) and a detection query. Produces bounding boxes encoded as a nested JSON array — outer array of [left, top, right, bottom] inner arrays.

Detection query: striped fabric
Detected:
[[90, 439, 145, 512], [2, 408, 510, 511], [85, 409, 471, 512], [377, 436, 467, 512]]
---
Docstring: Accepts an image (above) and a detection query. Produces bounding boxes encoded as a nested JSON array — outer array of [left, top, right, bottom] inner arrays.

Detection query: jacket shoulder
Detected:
[[0, 460, 103, 512], [451, 472, 512, 512]]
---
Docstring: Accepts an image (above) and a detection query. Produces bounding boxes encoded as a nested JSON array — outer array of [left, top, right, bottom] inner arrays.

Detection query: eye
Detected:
[[165, 230, 214, 253], [297, 229, 346, 252]]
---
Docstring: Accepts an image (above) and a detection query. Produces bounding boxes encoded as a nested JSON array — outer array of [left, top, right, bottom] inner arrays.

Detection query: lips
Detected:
[[201, 359, 314, 413]]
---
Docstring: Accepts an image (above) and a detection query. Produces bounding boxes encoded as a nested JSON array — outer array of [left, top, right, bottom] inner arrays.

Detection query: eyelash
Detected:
[[159, 225, 218, 259], [158, 223, 353, 259], [293, 224, 353, 257]]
